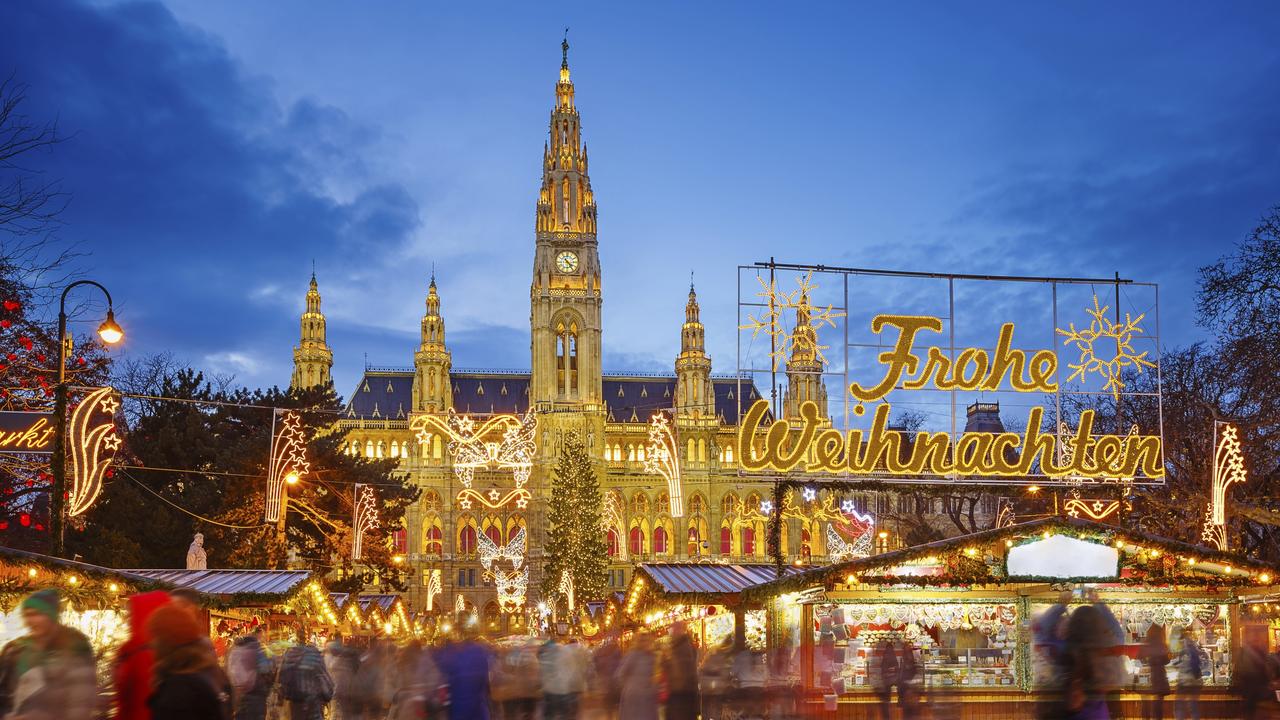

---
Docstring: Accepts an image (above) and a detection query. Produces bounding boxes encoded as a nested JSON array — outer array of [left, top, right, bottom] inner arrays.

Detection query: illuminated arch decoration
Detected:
[[352, 484, 379, 561], [601, 490, 627, 560], [425, 569, 442, 612], [642, 413, 683, 517], [411, 409, 536, 510], [265, 410, 309, 523], [739, 270, 844, 371], [1064, 497, 1122, 521], [67, 386, 121, 517], [1202, 423, 1247, 551], [1056, 294, 1156, 400], [478, 526, 528, 610]]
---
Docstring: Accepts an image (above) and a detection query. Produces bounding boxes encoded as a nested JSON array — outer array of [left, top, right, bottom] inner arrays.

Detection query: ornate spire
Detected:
[[676, 282, 712, 419], [292, 271, 333, 390], [413, 274, 452, 412], [537, 35, 595, 234], [783, 289, 828, 419]]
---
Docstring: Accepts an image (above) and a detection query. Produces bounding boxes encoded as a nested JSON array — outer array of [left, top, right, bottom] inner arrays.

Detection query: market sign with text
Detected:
[[0, 411, 56, 454], [738, 314, 1163, 480]]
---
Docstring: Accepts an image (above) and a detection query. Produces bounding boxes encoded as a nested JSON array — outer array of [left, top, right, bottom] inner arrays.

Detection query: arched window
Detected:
[[653, 525, 668, 555], [688, 438, 696, 461], [687, 524, 701, 556], [506, 515, 527, 544], [603, 445, 612, 461], [630, 492, 650, 517], [801, 526, 812, 561], [613, 444, 621, 462], [555, 315, 579, 397], [392, 528, 407, 554], [637, 445, 646, 462], [390, 441, 399, 458], [720, 523, 732, 556], [741, 526, 756, 557], [423, 522, 443, 556], [376, 441, 385, 458], [724, 444, 735, 463], [688, 494, 706, 516], [365, 440, 374, 458], [607, 528, 620, 557], [457, 517, 477, 556], [721, 493, 740, 518], [698, 438, 706, 462], [628, 525, 646, 556], [656, 492, 670, 515], [482, 516, 502, 546], [627, 444, 635, 462], [432, 436, 442, 459]]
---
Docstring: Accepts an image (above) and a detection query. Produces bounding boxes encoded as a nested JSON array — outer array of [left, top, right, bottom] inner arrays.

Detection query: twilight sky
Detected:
[[2, 1, 1278, 399]]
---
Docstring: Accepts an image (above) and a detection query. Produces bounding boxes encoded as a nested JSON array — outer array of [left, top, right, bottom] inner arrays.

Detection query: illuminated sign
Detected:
[[736, 311, 1164, 481], [0, 412, 56, 453]]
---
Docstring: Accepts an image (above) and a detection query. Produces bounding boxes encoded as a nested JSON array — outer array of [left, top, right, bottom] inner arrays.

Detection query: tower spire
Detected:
[[562, 28, 570, 69], [783, 290, 829, 419], [413, 274, 451, 412], [291, 272, 333, 390], [676, 283, 712, 420]]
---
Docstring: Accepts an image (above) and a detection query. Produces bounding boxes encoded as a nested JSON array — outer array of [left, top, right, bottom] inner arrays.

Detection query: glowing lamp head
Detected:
[[393, 555, 405, 565], [877, 531, 889, 539], [1027, 485, 1041, 494], [285, 471, 300, 485], [1260, 573, 1272, 584], [97, 310, 124, 345]]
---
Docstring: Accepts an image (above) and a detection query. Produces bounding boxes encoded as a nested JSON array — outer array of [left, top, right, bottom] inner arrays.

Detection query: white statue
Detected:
[[186, 533, 207, 570]]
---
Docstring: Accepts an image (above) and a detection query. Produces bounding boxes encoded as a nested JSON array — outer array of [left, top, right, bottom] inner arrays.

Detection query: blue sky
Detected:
[[2, 1, 1278, 399]]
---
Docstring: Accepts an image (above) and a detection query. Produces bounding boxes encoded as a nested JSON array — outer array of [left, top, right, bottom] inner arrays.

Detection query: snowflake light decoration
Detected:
[[1056, 294, 1156, 400], [1202, 423, 1247, 551], [351, 484, 380, 561], [740, 271, 844, 371], [642, 413, 683, 517], [266, 410, 310, 522]]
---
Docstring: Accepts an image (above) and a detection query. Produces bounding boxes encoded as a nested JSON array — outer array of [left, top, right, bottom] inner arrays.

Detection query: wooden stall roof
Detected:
[[123, 569, 312, 604], [743, 516, 1280, 601]]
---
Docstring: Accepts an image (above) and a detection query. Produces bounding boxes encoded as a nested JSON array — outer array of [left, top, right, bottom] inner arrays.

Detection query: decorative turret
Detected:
[[535, 36, 597, 236], [675, 282, 712, 419], [412, 274, 452, 412], [782, 288, 829, 419], [291, 272, 333, 390]]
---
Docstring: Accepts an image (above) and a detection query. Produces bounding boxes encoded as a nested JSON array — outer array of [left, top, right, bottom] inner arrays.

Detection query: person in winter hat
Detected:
[[114, 590, 173, 720], [146, 603, 232, 720], [0, 588, 98, 720]]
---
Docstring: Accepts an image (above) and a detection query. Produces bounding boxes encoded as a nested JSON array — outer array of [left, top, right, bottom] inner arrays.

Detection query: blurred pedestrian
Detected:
[[323, 633, 359, 720], [1233, 633, 1275, 720], [616, 634, 658, 720], [868, 640, 898, 720], [897, 640, 922, 720], [729, 644, 767, 716], [115, 590, 172, 720], [494, 643, 540, 720], [354, 640, 394, 719], [1061, 604, 1110, 720], [1172, 626, 1203, 720], [226, 626, 272, 720], [592, 633, 623, 720], [698, 638, 733, 720], [542, 635, 589, 720], [0, 589, 99, 720], [147, 603, 233, 720], [662, 623, 699, 720], [277, 629, 334, 720], [1141, 624, 1170, 720], [389, 641, 433, 720], [437, 621, 492, 720]]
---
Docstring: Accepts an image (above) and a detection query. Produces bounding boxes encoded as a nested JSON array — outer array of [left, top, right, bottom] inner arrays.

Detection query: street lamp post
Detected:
[[50, 280, 123, 557]]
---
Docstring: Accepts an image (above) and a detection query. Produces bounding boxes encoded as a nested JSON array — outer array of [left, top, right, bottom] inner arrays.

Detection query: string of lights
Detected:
[[118, 469, 266, 530]]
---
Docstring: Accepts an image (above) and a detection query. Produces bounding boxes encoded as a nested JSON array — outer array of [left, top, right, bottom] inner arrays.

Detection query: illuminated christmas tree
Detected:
[[541, 432, 608, 611]]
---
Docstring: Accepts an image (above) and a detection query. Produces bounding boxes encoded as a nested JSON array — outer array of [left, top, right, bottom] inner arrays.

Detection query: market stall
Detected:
[[623, 562, 802, 649], [124, 568, 329, 654], [745, 517, 1279, 715]]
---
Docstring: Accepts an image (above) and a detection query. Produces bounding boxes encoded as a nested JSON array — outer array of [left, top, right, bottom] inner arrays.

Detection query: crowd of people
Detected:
[[7, 585, 1280, 719]]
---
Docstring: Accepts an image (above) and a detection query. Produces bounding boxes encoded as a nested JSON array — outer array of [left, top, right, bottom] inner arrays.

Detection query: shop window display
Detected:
[[811, 602, 1018, 693]]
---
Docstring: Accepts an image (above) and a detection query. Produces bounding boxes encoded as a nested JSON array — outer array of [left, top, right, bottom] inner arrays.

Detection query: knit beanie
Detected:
[[20, 589, 59, 620], [146, 603, 203, 649]]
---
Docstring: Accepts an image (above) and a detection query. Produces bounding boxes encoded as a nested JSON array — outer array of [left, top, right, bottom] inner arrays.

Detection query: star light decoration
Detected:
[[642, 413, 684, 517], [67, 386, 121, 517], [265, 410, 309, 523], [1056, 294, 1156, 400], [740, 271, 844, 371], [351, 483, 379, 561], [1202, 423, 1247, 551], [478, 526, 528, 610], [411, 410, 536, 510]]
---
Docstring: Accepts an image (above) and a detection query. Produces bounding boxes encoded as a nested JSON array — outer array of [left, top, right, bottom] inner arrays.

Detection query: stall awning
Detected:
[[638, 563, 801, 595], [358, 593, 400, 613], [124, 569, 311, 598]]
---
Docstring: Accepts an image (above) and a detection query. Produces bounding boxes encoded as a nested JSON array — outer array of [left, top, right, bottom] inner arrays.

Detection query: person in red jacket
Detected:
[[114, 591, 173, 720]]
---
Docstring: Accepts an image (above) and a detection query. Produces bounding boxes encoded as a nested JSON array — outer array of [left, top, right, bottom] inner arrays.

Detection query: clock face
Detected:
[[556, 251, 579, 274]]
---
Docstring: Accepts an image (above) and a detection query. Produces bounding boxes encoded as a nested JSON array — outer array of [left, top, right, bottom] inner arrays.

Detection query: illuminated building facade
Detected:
[[289, 45, 994, 625]]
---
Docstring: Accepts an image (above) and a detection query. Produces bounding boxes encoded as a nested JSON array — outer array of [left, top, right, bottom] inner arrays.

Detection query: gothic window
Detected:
[[376, 441, 385, 459], [698, 438, 706, 462], [392, 529, 408, 555], [506, 515, 527, 544], [561, 177, 570, 224], [721, 493, 740, 518], [687, 438, 696, 461], [628, 523, 646, 556], [629, 492, 650, 517], [741, 526, 756, 557], [637, 445, 646, 462], [801, 527, 812, 561], [688, 494, 706, 516], [607, 528, 619, 557], [365, 440, 374, 458], [390, 441, 399, 458], [423, 521, 443, 557], [627, 444, 635, 462], [555, 316, 579, 398], [482, 516, 502, 545], [653, 524, 669, 555], [433, 436, 442, 459], [656, 492, 669, 514], [720, 523, 732, 556], [457, 518, 477, 556]]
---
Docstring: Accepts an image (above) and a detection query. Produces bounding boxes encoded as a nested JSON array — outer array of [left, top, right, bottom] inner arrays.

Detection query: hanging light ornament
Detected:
[[265, 410, 309, 522], [643, 413, 683, 516], [67, 386, 120, 517], [1202, 422, 1247, 551], [352, 483, 379, 560], [559, 569, 575, 612]]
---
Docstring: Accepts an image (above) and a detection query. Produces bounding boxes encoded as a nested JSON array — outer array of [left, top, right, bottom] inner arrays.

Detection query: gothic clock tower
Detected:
[[530, 38, 603, 417]]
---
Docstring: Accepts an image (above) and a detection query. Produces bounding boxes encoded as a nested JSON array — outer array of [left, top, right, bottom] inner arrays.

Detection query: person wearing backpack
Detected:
[[226, 627, 272, 720], [277, 629, 334, 720], [147, 603, 233, 720]]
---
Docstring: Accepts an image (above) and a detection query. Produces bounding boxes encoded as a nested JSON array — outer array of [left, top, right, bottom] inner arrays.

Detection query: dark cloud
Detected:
[[0, 0, 421, 388]]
